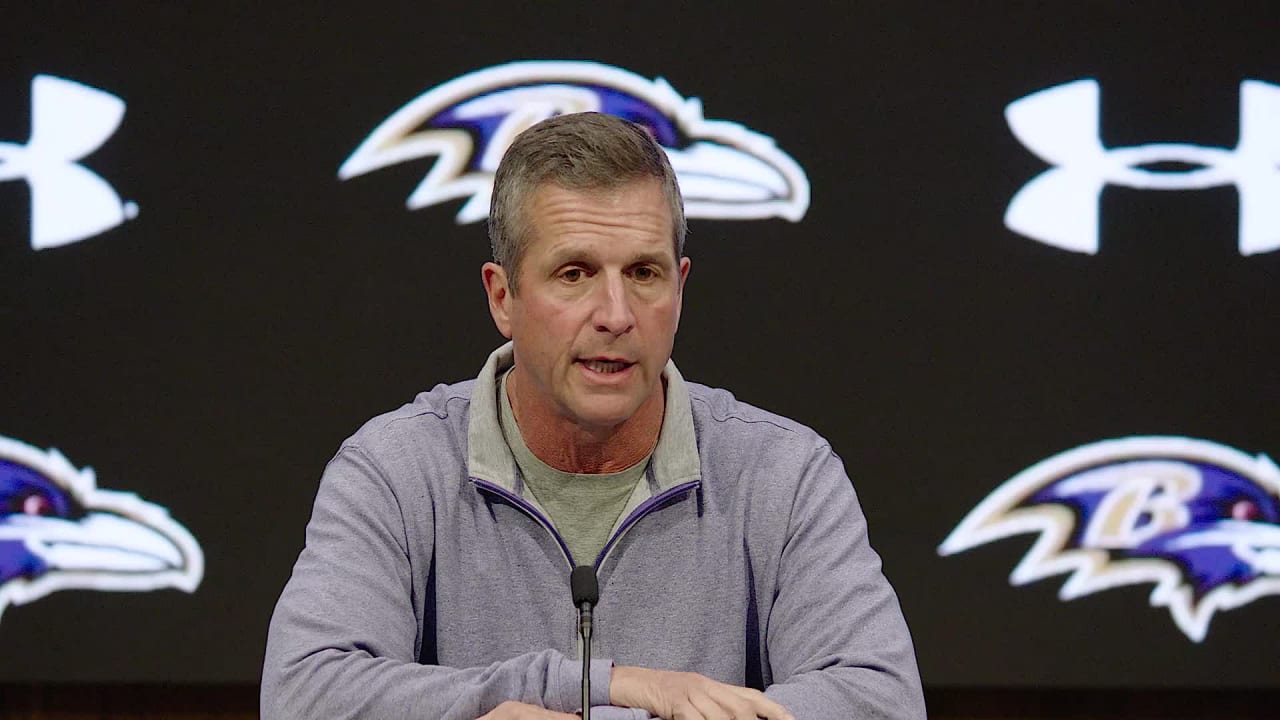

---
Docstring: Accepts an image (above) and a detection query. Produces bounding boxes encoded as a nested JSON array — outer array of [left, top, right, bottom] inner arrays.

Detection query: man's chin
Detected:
[[572, 411, 641, 433], [563, 397, 645, 432]]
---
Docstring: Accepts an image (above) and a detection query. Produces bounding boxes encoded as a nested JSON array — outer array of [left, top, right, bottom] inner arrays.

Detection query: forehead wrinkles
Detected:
[[530, 183, 671, 243]]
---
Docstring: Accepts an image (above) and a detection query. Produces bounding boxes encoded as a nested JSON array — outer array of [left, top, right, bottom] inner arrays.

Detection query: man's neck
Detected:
[[506, 369, 664, 474]]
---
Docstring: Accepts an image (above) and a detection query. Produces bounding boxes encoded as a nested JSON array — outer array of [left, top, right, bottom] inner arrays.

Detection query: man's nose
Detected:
[[592, 273, 636, 336]]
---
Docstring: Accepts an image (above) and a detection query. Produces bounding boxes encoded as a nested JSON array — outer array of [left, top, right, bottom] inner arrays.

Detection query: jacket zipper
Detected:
[[473, 477, 587, 662], [473, 476, 699, 663], [595, 480, 700, 568], [472, 477, 700, 570], [471, 478, 576, 568]]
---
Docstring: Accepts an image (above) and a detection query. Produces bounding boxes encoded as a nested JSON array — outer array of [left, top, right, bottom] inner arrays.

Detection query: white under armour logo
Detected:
[[0, 75, 137, 250], [1005, 79, 1280, 255]]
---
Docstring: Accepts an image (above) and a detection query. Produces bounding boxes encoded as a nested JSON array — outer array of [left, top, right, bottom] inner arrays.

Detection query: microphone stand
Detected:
[[570, 565, 599, 720], [580, 600, 593, 720]]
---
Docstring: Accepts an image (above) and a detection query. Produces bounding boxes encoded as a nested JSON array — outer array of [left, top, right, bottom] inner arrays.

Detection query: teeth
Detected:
[[584, 360, 627, 374]]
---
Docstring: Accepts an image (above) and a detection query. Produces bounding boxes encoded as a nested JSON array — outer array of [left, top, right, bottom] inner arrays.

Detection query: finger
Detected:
[[730, 687, 793, 720], [688, 691, 730, 720], [707, 688, 757, 720], [717, 700, 755, 720], [670, 705, 703, 720]]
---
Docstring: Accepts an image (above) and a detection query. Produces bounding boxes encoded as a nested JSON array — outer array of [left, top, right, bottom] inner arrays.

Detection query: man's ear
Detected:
[[674, 256, 692, 326], [481, 262, 514, 339]]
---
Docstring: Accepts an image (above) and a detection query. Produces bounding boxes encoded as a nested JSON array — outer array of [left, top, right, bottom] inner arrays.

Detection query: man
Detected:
[[262, 113, 925, 719]]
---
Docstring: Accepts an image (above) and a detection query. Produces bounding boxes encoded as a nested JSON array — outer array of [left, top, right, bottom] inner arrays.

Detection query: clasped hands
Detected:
[[477, 665, 794, 720]]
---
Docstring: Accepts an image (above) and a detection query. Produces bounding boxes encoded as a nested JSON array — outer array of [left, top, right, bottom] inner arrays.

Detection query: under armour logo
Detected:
[[0, 75, 137, 250], [1005, 79, 1280, 255]]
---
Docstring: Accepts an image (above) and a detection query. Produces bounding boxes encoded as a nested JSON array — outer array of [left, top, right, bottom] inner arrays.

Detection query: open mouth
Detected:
[[579, 359, 634, 374]]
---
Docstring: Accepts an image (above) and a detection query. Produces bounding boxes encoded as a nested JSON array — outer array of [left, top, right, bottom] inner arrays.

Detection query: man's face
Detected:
[[483, 179, 690, 432]]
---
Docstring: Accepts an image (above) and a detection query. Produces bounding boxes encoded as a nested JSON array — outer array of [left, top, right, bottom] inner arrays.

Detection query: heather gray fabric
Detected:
[[262, 343, 926, 720], [498, 369, 650, 567]]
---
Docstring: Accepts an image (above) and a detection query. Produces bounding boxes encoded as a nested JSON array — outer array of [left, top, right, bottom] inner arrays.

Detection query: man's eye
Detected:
[[632, 266, 656, 281], [561, 268, 584, 282]]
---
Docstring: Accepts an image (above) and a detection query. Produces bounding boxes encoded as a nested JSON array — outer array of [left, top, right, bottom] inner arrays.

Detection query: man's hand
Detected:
[[610, 666, 794, 720], [476, 700, 580, 719]]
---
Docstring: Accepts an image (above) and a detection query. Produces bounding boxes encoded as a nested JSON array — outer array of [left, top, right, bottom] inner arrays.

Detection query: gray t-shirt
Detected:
[[498, 369, 650, 566]]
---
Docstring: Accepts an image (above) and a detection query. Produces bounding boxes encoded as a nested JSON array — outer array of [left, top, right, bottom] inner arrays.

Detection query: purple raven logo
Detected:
[[338, 60, 810, 224], [0, 434, 202, 622], [939, 436, 1280, 641]]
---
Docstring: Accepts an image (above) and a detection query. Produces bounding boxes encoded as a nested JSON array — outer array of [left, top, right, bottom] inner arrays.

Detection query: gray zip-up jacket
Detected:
[[262, 345, 925, 719]]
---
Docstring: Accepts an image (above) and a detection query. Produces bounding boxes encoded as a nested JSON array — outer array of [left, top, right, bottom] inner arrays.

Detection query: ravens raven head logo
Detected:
[[0, 434, 203, 622], [338, 60, 810, 224], [939, 436, 1280, 641]]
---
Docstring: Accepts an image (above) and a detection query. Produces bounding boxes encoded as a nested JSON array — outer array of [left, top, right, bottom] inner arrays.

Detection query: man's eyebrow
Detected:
[[625, 250, 677, 268], [542, 245, 596, 267], [541, 246, 675, 268]]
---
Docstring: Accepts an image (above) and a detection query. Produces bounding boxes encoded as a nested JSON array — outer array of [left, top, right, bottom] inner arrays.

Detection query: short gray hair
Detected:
[[488, 112, 686, 293]]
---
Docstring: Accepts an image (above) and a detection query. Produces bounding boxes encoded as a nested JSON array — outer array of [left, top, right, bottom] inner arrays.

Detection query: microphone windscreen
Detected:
[[570, 565, 599, 606]]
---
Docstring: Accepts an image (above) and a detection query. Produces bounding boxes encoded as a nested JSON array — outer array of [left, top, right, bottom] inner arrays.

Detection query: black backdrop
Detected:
[[2, 2, 1278, 686]]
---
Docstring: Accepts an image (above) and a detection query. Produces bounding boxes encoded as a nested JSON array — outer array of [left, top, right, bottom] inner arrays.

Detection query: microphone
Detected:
[[570, 565, 599, 720]]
